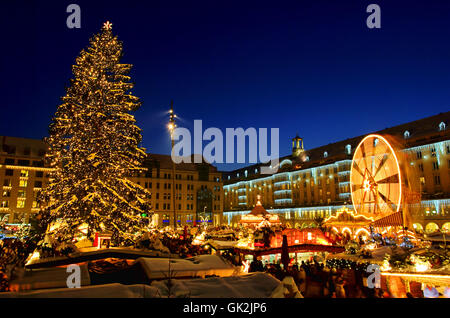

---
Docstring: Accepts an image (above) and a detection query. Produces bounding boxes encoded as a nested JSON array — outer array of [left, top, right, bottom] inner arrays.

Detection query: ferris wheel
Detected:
[[350, 134, 402, 217]]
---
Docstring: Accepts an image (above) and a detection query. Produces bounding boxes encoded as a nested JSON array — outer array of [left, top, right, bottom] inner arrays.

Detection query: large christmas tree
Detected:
[[39, 22, 152, 245]]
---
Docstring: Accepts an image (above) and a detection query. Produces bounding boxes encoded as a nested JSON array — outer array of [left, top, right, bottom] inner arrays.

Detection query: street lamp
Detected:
[[168, 100, 177, 229]]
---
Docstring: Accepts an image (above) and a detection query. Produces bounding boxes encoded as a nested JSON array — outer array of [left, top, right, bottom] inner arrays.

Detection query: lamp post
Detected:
[[168, 100, 177, 229]]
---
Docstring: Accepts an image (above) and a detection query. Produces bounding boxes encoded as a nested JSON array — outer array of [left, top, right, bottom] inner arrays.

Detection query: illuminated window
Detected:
[[413, 223, 423, 233], [16, 200, 25, 208], [2, 190, 11, 197], [18, 190, 26, 198], [20, 170, 29, 177], [431, 148, 436, 157], [442, 222, 450, 233], [345, 144, 351, 155], [420, 177, 425, 186], [425, 222, 439, 234], [439, 121, 446, 131], [404, 130, 410, 139], [1, 201, 8, 208], [19, 180, 27, 187], [324, 151, 328, 158]]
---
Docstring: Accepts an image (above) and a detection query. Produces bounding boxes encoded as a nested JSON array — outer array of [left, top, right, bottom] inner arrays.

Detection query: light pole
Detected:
[[167, 100, 177, 229]]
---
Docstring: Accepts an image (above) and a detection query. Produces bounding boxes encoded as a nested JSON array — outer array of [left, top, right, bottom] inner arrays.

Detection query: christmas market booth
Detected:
[[239, 196, 281, 227], [235, 227, 344, 266]]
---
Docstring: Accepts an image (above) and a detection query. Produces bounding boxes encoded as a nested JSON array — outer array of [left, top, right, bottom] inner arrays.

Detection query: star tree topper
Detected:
[[103, 21, 113, 30]]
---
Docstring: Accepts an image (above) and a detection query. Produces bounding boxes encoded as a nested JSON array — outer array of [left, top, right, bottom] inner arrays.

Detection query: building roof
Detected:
[[143, 153, 219, 172], [0, 136, 220, 173], [224, 111, 450, 183]]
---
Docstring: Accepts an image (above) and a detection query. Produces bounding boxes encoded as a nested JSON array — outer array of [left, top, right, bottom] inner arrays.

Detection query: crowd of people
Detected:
[[246, 258, 394, 298]]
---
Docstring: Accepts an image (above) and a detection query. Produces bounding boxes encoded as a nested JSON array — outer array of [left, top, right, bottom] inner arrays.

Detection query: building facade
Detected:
[[0, 136, 50, 224], [222, 112, 450, 235], [0, 137, 223, 227], [130, 154, 223, 227]]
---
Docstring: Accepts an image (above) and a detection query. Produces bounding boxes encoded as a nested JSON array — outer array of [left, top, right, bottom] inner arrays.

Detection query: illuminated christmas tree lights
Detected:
[[39, 22, 152, 245]]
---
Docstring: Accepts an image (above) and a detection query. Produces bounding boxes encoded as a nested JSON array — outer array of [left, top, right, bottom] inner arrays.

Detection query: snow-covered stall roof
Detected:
[[205, 239, 238, 250], [8, 264, 90, 292], [136, 255, 238, 280], [0, 283, 159, 298], [151, 272, 281, 298], [26, 247, 175, 269]]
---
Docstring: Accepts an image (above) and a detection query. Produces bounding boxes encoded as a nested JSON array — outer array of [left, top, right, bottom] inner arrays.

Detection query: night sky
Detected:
[[1, 0, 450, 171]]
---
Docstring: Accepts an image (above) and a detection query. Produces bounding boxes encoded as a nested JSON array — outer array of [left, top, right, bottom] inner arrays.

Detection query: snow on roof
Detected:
[[151, 272, 281, 298], [205, 239, 238, 249], [9, 264, 91, 292], [0, 283, 160, 298], [136, 255, 238, 280]]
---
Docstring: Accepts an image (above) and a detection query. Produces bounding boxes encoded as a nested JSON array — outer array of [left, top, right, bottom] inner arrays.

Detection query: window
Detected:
[[20, 170, 29, 177], [418, 163, 424, 172], [420, 177, 425, 186], [434, 175, 441, 186], [4, 158, 14, 165], [18, 190, 26, 198], [18, 160, 30, 166], [439, 121, 446, 131], [3, 179, 11, 187], [404, 130, 410, 139], [33, 160, 44, 167], [5, 169, 13, 176], [345, 144, 351, 155], [19, 180, 27, 187], [431, 148, 436, 157], [1, 201, 8, 208], [155, 203, 159, 209], [35, 171, 43, 178], [432, 161, 439, 170], [2, 190, 11, 197], [416, 151, 422, 159], [34, 181, 42, 188], [16, 200, 25, 208], [324, 151, 328, 158]]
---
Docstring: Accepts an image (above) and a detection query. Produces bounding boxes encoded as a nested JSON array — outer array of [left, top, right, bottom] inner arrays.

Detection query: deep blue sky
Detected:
[[1, 0, 450, 171]]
